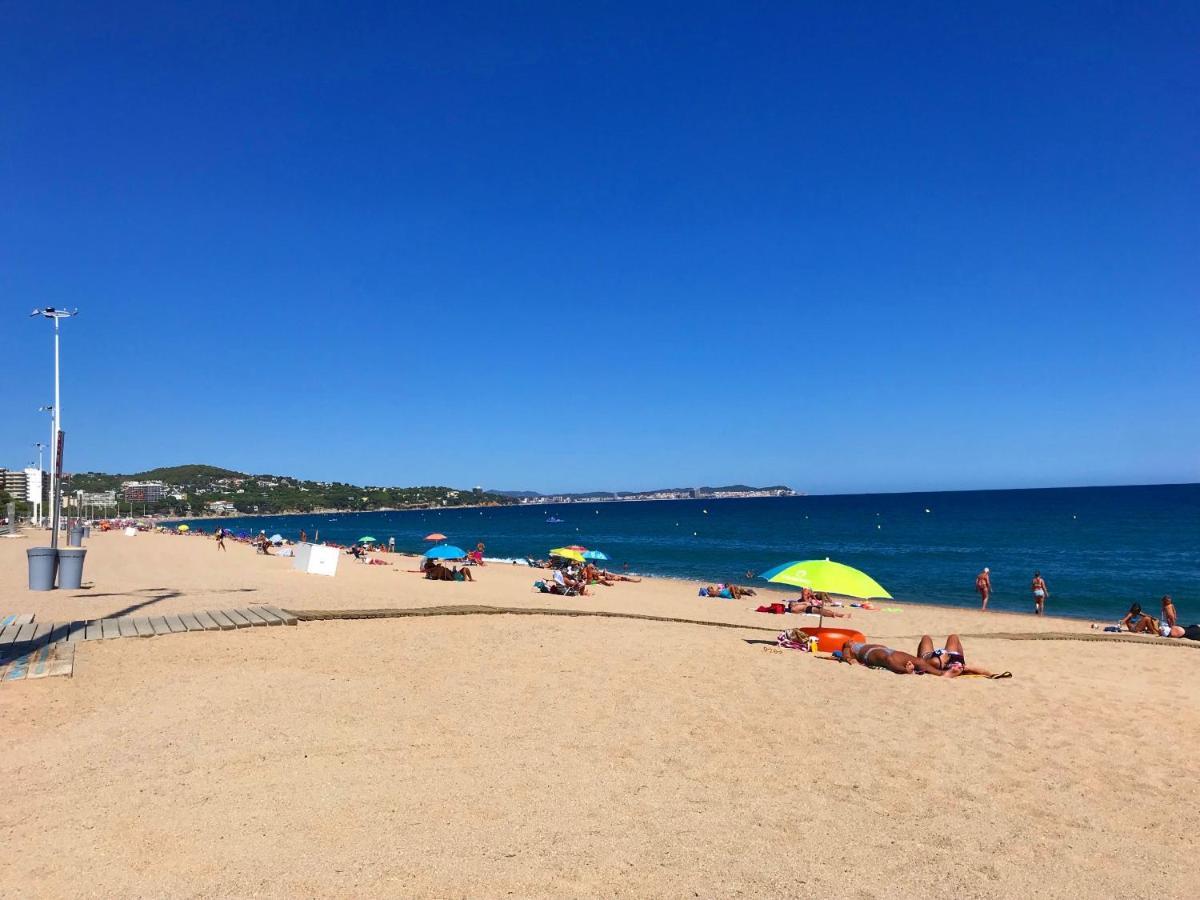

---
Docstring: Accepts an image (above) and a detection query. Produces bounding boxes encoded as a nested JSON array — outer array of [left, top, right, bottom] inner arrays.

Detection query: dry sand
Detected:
[[2, 530, 1198, 898]]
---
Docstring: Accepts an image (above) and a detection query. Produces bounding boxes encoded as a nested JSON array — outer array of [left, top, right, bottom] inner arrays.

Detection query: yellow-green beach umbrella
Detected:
[[759, 559, 892, 599], [177, 524, 189, 532], [550, 547, 586, 563]]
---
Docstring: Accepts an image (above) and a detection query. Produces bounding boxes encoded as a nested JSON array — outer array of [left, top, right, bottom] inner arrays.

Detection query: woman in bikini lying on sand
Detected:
[[839, 636, 1010, 678], [915, 634, 1009, 677], [838, 641, 952, 675], [795, 589, 851, 618]]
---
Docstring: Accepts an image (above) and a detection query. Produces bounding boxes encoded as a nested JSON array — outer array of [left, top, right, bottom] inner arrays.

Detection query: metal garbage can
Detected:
[[27, 547, 59, 591], [83, 525, 91, 538], [68, 526, 84, 547], [57, 548, 87, 589]]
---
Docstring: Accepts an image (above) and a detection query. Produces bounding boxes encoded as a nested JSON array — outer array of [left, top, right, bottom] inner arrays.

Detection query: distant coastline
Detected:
[[160, 492, 796, 524]]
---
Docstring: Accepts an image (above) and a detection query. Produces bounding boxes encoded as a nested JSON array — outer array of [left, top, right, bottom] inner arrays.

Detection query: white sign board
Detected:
[[292, 542, 338, 577], [124, 526, 138, 536]]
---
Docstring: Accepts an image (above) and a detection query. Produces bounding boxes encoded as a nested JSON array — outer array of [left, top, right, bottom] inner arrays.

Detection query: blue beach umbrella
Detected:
[[582, 550, 608, 561], [424, 544, 467, 559]]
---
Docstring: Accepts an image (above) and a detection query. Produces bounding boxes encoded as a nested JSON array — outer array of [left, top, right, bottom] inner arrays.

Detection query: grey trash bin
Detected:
[[83, 525, 92, 538], [27, 547, 59, 591], [68, 526, 84, 547], [57, 548, 87, 589]]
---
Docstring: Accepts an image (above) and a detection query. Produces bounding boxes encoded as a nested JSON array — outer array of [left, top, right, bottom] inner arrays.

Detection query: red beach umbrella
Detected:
[[424, 532, 447, 541]]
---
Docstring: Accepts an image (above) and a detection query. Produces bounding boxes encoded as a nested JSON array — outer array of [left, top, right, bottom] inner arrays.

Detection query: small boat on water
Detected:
[[545, 516, 565, 524]]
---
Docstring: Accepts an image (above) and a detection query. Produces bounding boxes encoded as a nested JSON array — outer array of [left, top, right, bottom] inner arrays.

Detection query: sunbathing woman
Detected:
[[799, 591, 851, 618], [915, 634, 1007, 677], [1119, 603, 1158, 634], [840, 641, 952, 676], [1159, 623, 1200, 640], [602, 570, 641, 583], [583, 564, 615, 586]]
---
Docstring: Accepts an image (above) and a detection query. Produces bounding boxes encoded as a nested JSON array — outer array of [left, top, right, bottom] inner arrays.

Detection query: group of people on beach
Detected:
[[1116, 595, 1199, 640], [532, 557, 642, 596], [975, 567, 1048, 614]]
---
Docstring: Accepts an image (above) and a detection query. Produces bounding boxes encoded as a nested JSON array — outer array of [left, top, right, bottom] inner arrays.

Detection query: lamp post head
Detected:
[[30, 307, 78, 319]]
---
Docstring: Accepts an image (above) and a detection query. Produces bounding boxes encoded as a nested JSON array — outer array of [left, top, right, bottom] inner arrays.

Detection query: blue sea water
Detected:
[[174, 484, 1199, 621]]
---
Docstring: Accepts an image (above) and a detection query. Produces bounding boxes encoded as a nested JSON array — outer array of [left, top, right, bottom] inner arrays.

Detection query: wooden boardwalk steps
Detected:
[[193, 611, 221, 631], [261, 605, 298, 625], [207, 610, 237, 630], [0, 606, 298, 686], [0, 642, 75, 682]]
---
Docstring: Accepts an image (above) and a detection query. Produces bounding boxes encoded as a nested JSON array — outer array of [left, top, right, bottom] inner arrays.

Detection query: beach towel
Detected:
[[776, 629, 811, 651], [756, 603, 787, 614]]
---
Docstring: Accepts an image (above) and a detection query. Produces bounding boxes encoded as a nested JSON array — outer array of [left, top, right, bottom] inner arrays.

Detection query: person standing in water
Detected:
[[976, 567, 992, 611], [1031, 572, 1048, 615]]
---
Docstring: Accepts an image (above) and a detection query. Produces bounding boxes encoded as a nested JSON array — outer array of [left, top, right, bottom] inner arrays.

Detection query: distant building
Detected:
[[122, 480, 169, 502], [204, 500, 238, 515], [24, 468, 47, 505], [1, 468, 28, 499], [81, 490, 116, 505]]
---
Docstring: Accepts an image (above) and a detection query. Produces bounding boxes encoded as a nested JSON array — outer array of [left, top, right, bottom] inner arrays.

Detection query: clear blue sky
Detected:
[[2, 2, 1197, 494]]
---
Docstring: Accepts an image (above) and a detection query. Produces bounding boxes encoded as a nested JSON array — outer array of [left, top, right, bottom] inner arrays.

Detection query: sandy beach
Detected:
[[2, 530, 1198, 898]]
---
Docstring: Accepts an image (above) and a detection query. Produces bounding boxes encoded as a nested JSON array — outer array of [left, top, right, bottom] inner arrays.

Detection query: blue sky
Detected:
[[2, 2, 1197, 493]]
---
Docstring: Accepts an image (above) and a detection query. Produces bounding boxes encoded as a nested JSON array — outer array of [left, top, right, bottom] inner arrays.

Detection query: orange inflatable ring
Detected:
[[800, 627, 867, 653]]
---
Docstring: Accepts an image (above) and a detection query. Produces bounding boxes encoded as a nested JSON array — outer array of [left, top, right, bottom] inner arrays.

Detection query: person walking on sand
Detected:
[[976, 567, 992, 611], [216, 529, 226, 552], [1031, 572, 1048, 615]]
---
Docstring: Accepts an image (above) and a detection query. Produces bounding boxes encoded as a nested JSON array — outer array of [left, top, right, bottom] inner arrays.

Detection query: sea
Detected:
[[171, 484, 1199, 622]]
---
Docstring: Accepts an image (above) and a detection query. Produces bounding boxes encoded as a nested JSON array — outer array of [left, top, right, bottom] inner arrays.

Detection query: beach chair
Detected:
[[533, 579, 578, 597]]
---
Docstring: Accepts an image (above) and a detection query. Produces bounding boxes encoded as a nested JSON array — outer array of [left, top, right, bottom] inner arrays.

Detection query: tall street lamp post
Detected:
[[31, 307, 78, 549]]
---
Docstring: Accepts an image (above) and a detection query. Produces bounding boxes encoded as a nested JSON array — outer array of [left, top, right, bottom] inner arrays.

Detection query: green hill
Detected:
[[136, 464, 244, 483]]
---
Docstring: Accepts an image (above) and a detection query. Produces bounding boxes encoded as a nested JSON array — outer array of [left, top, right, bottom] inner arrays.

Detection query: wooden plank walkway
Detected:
[[0, 607, 297, 686], [0, 608, 295, 648], [0, 642, 75, 682]]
